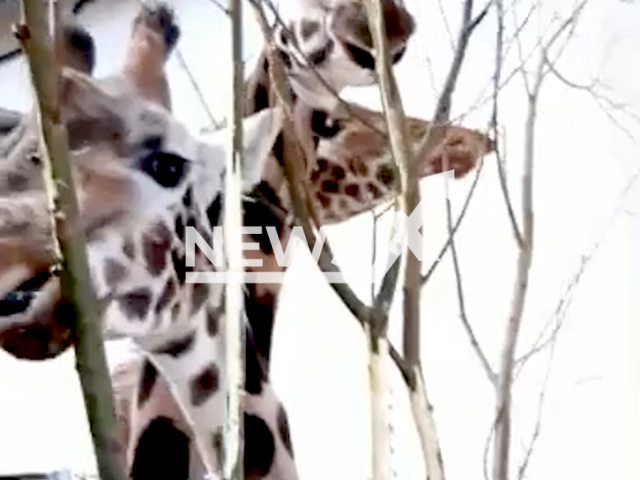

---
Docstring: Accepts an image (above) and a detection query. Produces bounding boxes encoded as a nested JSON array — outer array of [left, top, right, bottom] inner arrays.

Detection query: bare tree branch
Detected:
[[15, 2, 125, 479], [434, 0, 487, 123], [225, 0, 245, 477], [492, 5, 588, 478], [493, 0, 525, 248], [515, 168, 640, 373], [174, 46, 225, 131], [445, 181, 497, 385], [362, 0, 462, 477], [492, 51, 540, 480]]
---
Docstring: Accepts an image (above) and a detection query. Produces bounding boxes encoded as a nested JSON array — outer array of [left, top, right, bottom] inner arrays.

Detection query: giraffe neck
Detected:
[[238, 51, 397, 372]]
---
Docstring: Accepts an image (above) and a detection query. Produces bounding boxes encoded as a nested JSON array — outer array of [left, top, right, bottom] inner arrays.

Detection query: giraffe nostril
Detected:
[[344, 43, 375, 70]]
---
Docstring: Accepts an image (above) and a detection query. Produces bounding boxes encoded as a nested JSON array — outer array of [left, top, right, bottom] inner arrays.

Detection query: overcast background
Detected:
[[0, 0, 638, 479]]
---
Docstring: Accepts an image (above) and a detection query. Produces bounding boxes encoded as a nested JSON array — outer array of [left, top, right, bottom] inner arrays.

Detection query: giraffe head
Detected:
[[254, 101, 495, 226], [246, 0, 415, 113], [0, 65, 282, 359]]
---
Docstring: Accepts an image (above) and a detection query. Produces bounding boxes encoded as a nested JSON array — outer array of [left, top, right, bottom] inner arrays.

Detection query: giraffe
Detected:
[[101, 2, 495, 479], [0, 2, 494, 479], [0, 4, 299, 480]]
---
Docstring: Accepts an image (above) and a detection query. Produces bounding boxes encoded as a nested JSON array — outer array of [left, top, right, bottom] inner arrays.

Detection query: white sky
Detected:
[[0, 0, 638, 479]]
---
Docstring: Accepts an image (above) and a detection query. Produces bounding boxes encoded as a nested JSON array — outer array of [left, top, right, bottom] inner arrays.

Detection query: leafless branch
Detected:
[[15, 1, 125, 479], [206, 0, 230, 15], [362, 0, 474, 476], [492, 4, 588, 478], [421, 159, 484, 286], [493, 0, 525, 248], [445, 182, 497, 385], [434, 0, 489, 123], [225, 0, 245, 477], [492, 52, 539, 480], [515, 168, 640, 373], [516, 323, 556, 480], [174, 46, 225, 131]]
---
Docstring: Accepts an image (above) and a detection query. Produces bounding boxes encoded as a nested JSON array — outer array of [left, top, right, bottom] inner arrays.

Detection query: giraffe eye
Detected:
[[311, 110, 341, 138], [139, 151, 189, 188]]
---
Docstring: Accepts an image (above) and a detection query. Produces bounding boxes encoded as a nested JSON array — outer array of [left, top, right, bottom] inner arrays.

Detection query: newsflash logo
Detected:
[[186, 171, 454, 284]]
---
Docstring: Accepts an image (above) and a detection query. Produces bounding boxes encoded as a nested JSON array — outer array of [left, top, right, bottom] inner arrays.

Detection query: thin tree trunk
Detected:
[[492, 58, 540, 480], [361, 0, 447, 478], [368, 330, 391, 480], [16, 2, 125, 480], [225, 0, 245, 478]]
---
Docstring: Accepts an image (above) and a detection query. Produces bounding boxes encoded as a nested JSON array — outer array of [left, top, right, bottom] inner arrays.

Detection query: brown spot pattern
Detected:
[[206, 305, 221, 337], [331, 165, 346, 180], [212, 429, 224, 471], [376, 163, 396, 186], [299, 19, 320, 40], [190, 362, 220, 406], [104, 258, 127, 287], [171, 302, 181, 322], [277, 404, 294, 457], [321, 180, 339, 193], [137, 359, 158, 406], [153, 332, 196, 357], [367, 182, 383, 199], [190, 283, 209, 315], [317, 158, 329, 173], [118, 288, 152, 320], [142, 222, 172, 276], [155, 277, 176, 314], [316, 192, 331, 208], [122, 237, 136, 260], [345, 183, 360, 198]]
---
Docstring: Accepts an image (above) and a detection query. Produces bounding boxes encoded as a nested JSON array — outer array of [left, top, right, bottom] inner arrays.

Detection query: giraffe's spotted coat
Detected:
[[142, 221, 172, 276], [104, 258, 128, 287], [154, 277, 176, 315], [190, 362, 220, 407], [119, 288, 153, 320], [153, 332, 196, 357]]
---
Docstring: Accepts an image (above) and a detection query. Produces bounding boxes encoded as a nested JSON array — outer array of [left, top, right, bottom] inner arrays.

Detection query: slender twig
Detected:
[[516, 314, 556, 480], [421, 159, 484, 286], [445, 180, 497, 385], [515, 168, 640, 372], [15, 2, 125, 480], [433, 0, 483, 123], [174, 46, 224, 131], [224, 0, 245, 478], [493, 0, 525, 248], [493, 5, 589, 479], [492, 53, 540, 480], [207, 0, 230, 15]]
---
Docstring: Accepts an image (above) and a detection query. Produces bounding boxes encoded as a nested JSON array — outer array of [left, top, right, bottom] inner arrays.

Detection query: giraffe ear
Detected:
[[199, 107, 283, 193], [59, 68, 119, 121], [0, 107, 23, 136], [59, 23, 96, 74]]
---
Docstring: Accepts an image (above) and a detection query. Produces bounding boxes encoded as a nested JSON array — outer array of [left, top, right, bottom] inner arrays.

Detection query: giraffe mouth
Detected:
[[343, 42, 407, 70]]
